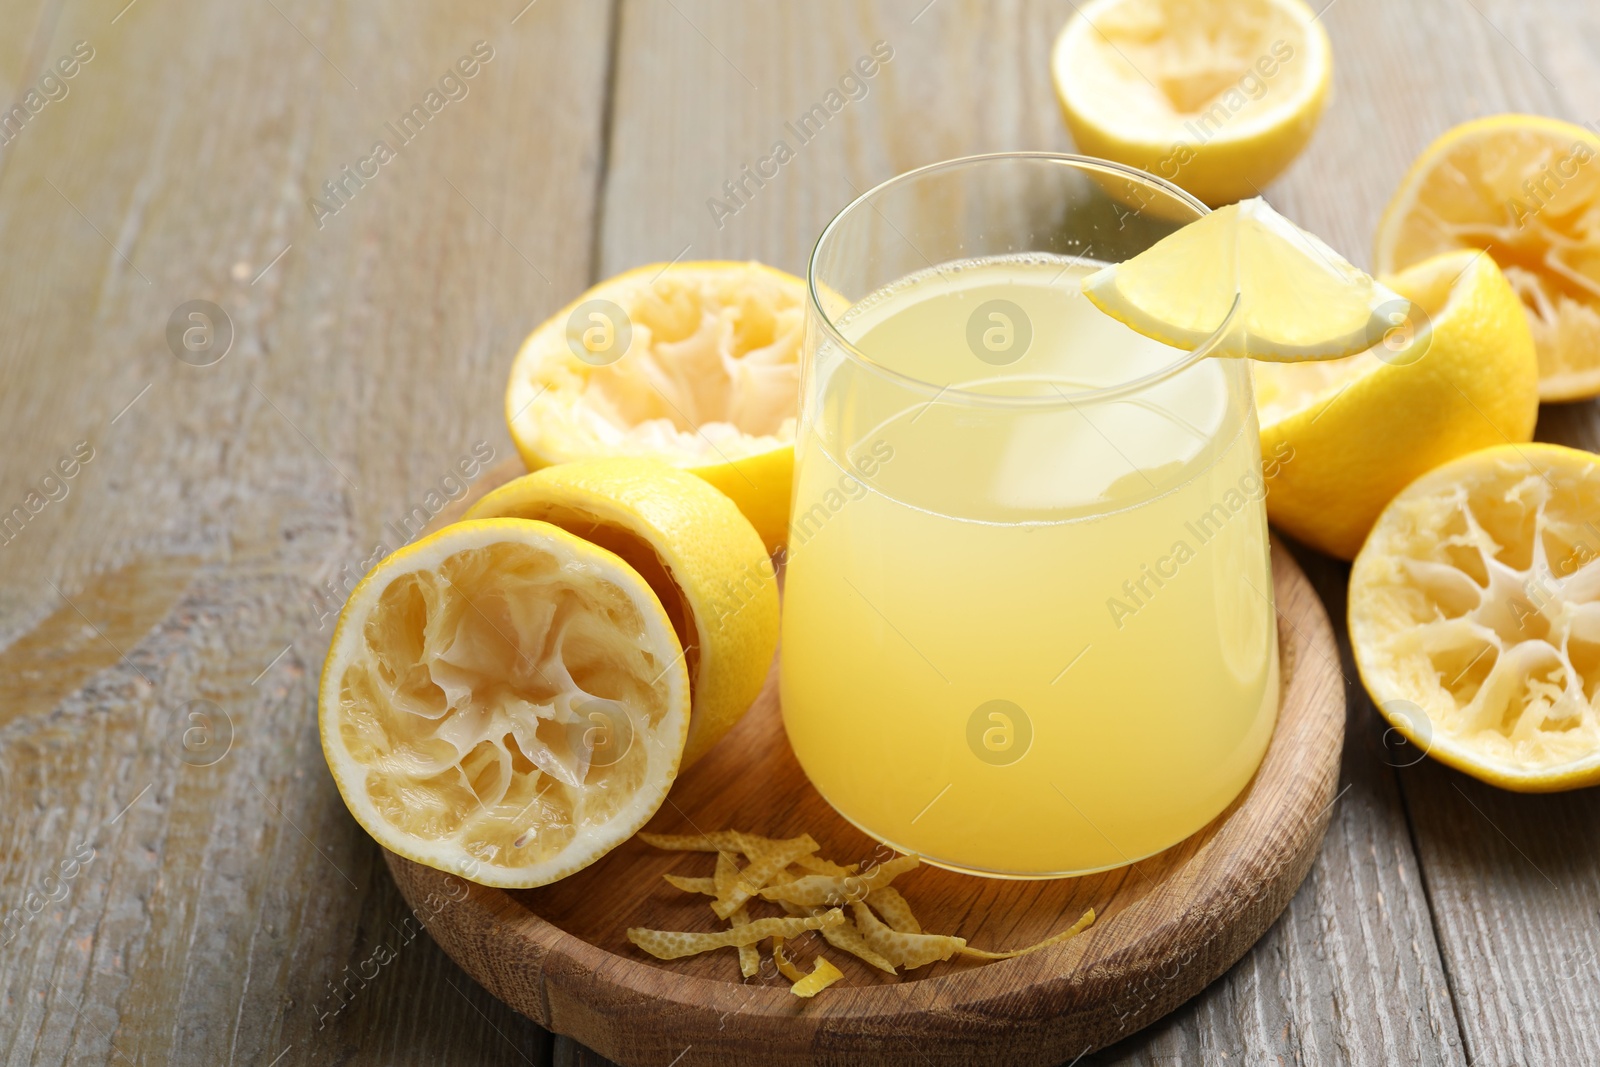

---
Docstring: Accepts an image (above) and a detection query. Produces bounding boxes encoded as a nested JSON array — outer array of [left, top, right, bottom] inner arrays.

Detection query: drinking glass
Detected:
[[780, 153, 1279, 878]]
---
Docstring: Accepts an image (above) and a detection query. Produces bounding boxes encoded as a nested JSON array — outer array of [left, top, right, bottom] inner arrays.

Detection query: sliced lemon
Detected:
[[318, 518, 691, 888], [1052, 0, 1332, 206], [1351, 444, 1600, 791], [465, 457, 778, 768], [1253, 250, 1539, 559], [1374, 115, 1600, 401], [1084, 197, 1406, 361], [506, 262, 804, 551]]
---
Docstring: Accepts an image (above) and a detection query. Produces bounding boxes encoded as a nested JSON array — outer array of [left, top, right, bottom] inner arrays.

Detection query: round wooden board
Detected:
[[385, 459, 1346, 1067]]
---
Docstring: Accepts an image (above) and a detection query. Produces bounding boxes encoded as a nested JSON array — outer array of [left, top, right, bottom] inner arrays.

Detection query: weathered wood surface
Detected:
[[0, 0, 1594, 1064], [0, 0, 612, 1064]]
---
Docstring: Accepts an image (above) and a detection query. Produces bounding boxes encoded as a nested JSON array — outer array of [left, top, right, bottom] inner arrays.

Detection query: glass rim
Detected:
[[806, 151, 1242, 409]]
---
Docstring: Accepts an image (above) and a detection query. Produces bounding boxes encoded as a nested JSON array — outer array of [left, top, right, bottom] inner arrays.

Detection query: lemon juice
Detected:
[[780, 255, 1279, 877]]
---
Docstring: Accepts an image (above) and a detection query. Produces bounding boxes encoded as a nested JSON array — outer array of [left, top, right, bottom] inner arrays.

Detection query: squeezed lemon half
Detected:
[[1052, 0, 1332, 205], [1375, 115, 1600, 401], [318, 518, 691, 888], [506, 261, 804, 550], [1351, 444, 1600, 792]]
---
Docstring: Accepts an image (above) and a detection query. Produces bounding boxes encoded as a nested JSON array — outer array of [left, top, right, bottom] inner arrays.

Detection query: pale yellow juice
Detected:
[[780, 255, 1279, 876]]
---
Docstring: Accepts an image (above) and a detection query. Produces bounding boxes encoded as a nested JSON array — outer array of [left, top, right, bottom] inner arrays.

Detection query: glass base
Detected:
[[815, 787, 1190, 881]]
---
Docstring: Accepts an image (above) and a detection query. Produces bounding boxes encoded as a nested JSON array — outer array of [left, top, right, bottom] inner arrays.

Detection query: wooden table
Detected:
[[2, 1, 1596, 1064]]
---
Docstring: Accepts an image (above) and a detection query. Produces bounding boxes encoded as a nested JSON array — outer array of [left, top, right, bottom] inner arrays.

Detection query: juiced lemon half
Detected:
[[1375, 115, 1600, 401], [1052, 0, 1332, 206], [318, 518, 691, 888], [1084, 197, 1408, 361], [1351, 444, 1600, 792], [506, 262, 804, 550]]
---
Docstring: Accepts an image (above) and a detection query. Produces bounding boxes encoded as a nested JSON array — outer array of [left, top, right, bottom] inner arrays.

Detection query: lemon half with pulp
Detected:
[[1375, 115, 1600, 401], [1052, 0, 1332, 206], [1351, 444, 1600, 791], [318, 518, 691, 888], [506, 262, 804, 550]]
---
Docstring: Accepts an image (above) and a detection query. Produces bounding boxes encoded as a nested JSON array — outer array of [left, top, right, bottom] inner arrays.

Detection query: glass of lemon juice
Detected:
[[781, 153, 1279, 878]]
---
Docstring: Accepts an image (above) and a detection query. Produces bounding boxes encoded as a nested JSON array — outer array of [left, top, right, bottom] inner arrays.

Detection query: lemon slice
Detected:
[[1083, 197, 1407, 361], [465, 457, 778, 768], [507, 262, 804, 550], [1051, 0, 1332, 206], [1374, 115, 1600, 401], [1253, 250, 1539, 559], [1351, 444, 1600, 791], [318, 518, 691, 887]]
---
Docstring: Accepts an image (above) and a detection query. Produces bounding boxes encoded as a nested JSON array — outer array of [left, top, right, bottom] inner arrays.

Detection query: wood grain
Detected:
[[0, 0, 609, 1063], [2, 0, 1598, 1063], [388, 528, 1343, 1066]]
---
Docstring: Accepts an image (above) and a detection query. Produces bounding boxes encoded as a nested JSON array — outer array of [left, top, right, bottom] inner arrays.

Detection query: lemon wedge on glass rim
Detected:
[[1083, 197, 1409, 362], [1351, 444, 1600, 791], [318, 517, 691, 889], [506, 261, 805, 551]]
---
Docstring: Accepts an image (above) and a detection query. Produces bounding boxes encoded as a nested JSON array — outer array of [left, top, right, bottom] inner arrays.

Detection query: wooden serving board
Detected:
[[386, 459, 1345, 1067]]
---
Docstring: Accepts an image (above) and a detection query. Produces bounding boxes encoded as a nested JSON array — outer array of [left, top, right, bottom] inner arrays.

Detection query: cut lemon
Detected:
[[1084, 197, 1407, 361], [465, 457, 778, 768], [1351, 444, 1600, 792], [1253, 250, 1539, 559], [506, 262, 804, 551], [318, 518, 691, 887], [1374, 115, 1600, 401], [1051, 0, 1332, 206]]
